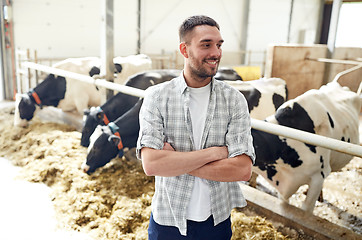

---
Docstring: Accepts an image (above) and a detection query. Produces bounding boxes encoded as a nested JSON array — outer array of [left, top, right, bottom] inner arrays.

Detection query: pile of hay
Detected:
[[0, 106, 291, 240]]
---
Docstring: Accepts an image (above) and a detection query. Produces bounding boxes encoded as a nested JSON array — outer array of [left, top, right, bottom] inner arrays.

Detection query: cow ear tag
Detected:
[[108, 135, 120, 146]]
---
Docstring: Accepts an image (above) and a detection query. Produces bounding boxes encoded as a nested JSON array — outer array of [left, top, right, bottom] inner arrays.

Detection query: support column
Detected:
[[240, 0, 250, 65], [137, 0, 141, 54], [287, 0, 295, 43], [0, 2, 6, 100], [100, 0, 114, 100], [324, 0, 342, 84]]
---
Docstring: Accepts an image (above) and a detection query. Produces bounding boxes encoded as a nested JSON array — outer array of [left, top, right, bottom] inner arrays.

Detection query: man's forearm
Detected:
[[141, 145, 228, 177], [189, 154, 253, 182]]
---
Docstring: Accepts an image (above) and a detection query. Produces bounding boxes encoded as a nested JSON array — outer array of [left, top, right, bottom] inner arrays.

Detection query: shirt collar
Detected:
[[175, 71, 216, 95]]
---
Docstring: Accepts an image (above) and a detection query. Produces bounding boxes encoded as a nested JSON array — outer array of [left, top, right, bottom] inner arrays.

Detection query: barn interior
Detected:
[[0, 0, 361, 239]]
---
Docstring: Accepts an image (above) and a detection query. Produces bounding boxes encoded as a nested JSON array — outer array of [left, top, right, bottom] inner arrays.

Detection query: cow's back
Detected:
[[315, 83, 360, 171], [53, 57, 102, 113], [113, 54, 152, 85], [268, 82, 360, 171], [225, 78, 287, 119]]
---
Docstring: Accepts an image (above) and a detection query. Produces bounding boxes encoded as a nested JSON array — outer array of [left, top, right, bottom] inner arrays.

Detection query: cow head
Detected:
[[81, 125, 123, 174], [215, 67, 243, 81], [81, 107, 106, 147], [14, 93, 38, 127]]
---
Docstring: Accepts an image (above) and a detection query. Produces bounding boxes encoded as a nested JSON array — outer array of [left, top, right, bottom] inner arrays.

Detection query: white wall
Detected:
[[335, 2, 362, 48], [12, 0, 322, 67], [141, 0, 246, 54]]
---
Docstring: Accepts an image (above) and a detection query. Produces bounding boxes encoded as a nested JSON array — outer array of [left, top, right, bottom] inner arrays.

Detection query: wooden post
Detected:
[[26, 49, 31, 90], [16, 50, 22, 93], [34, 50, 39, 85]]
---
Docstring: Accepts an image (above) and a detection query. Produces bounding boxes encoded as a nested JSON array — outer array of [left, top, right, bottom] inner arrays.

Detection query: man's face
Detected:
[[183, 25, 224, 83]]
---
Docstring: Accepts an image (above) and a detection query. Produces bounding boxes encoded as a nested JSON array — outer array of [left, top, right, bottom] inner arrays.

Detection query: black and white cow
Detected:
[[214, 67, 242, 81], [81, 77, 288, 174], [14, 57, 103, 127], [252, 82, 360, 212], [81, 98, 143, 174], [112, 54, 152, 85], [80, 68, 247, 147], [14, 55, 152, 127], [81, 69, 181, 147], [225, 78, 287, 119]]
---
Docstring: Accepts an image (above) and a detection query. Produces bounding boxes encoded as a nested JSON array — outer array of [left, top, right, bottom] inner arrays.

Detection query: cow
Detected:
[[251, 82, 360, 212], [81, 77, 288, 174], [81, 76, 287, 147], [214, 67, 242, 81], [81, 98, 143, 174], [112, 54, 152, 85], [225, 78, 287, 119], [81, 69, 181, 147], [14, 55, 152, 127]]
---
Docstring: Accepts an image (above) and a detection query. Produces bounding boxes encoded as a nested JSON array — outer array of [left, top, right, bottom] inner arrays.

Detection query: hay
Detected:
[[0, 106, 290, 239]]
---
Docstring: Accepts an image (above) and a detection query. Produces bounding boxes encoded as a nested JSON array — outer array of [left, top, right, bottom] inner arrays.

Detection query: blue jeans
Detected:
[[148, 213, 232, 240]]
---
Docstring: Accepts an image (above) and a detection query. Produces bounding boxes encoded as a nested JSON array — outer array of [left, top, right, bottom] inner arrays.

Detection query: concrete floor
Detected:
[[0, 101, 92, 240], [0, 157, 94, 240]]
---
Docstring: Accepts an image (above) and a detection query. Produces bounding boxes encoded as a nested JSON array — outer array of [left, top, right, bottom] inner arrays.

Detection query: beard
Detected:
[[188, 52, 219, 80]]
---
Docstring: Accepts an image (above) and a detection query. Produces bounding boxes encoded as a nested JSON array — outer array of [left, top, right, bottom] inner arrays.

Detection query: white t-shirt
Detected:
[[186, 82, 212, 221]]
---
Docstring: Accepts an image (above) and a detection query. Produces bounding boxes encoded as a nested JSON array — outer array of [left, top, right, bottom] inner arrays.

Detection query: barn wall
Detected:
[[265, 44, 362, 99], [11, 0, 322, 69], [12, 0, 138, 58], [247, 0, 322, 67]]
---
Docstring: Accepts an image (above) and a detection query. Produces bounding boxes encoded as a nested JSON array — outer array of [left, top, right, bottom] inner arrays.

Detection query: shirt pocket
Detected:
[[204, 114, 229, 147]]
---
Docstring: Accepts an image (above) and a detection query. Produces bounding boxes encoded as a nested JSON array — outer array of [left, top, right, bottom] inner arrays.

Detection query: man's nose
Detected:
[[209, 45, 222, 58]]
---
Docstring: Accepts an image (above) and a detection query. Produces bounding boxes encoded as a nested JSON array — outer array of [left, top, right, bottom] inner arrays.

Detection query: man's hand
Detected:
[[163, 142, 175, 151]]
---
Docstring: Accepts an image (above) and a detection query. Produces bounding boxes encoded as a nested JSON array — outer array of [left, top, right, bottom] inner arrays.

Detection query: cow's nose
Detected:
[[81, 161, 90, 173]]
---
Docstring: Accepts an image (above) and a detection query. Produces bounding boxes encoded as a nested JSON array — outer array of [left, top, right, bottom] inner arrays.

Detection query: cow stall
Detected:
[[0, 105, 293, 239], [1, 59, 360, 238]]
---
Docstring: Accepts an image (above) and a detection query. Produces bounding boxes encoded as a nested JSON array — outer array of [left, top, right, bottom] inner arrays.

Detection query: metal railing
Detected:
[[22, 61, 362, 158]]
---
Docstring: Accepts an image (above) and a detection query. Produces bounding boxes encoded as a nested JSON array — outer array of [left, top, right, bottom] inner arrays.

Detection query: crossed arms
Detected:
[[140, 143, 253, 182]]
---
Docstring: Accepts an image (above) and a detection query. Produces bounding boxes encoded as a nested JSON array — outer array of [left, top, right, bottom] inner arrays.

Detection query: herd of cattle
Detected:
[[13, 55, 361, 213]]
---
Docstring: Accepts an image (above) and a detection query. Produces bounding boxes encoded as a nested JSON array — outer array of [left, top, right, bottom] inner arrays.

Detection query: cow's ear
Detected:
[[114, 63, 122, 73], [96, 111, 105, 120], [89, 66, 100, 77], [108, 135, 120, 146], [84, 109, 90, 116]]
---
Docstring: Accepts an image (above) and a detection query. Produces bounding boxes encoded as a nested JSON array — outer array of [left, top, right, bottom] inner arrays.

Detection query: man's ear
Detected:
[[179, 42, 188, 58]]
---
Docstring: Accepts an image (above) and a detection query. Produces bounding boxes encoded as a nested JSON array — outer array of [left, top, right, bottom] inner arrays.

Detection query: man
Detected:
[[136, 15, 255, 240]]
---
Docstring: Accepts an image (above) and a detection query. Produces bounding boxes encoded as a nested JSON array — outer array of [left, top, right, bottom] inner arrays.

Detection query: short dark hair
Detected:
[[179, 15, 220, 42]]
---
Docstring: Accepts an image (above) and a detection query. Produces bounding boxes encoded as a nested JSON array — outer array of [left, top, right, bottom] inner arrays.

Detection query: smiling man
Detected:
[[137, 15, 255, 240]]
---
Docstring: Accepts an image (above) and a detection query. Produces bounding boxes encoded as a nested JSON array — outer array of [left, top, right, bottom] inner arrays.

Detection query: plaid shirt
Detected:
[[136, 73, 255, 236]]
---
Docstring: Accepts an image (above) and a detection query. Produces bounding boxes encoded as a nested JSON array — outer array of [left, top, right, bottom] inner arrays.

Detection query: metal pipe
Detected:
[[323, 0, 342, 84], [137, 0, 141, 54], [251, 118, 362, 158], [287, 0, 294, 43], [100, 0, 115, 100], [22, 61, 145, 98], [240, 0, 250, 65], [332, 64, 362, 82], [306, 57, 362, 65], [0, 1, 6, 100], [22, 61, 362, 158]]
